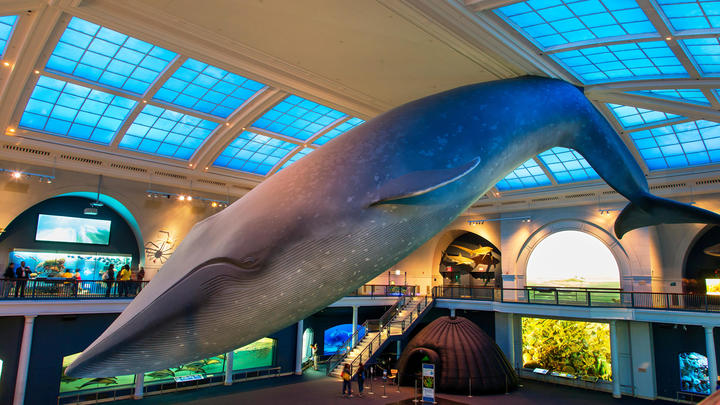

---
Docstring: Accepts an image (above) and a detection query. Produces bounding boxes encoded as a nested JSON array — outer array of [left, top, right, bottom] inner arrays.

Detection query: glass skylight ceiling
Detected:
[[496, 159, 551, 191], [19, 76, 136, 144], [313, 117, 365, 146], [0, 15, 18, 57], [682, 38, 720, 76], [251, 95, 347, 141], [119, 105, 218, 159], [538, 148, 599, 183], [46, 18, 177, 94], [630, 89, 710, 105], [608, 103, 684, 129], [656, 0, 720, 32], [280, 147, 314, 170], [214, 131, 296, 175], [154, 59, 266, 118], [629, 120, 720, 170]]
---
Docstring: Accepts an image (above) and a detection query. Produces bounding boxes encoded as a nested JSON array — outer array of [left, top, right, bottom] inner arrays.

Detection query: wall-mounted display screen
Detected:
[[10, 250, 131, 280], [679, 352, 710, 394], [521, 317, 612, 381], [36, 214, 111, 245], [706, 279, 720, 296], [324, 324, 366, 355]]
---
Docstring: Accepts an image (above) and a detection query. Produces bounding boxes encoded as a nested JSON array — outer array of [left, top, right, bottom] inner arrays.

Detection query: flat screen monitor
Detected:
[[35, 214, 111, 245], [706, 279, 720, 296]]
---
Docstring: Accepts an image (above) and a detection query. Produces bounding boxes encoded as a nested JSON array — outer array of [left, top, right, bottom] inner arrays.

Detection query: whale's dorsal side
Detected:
[[369, 156, 482, 206]]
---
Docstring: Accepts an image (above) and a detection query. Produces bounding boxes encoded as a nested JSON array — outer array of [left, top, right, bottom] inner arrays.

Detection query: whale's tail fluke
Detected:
[[615, 193, 720, 238]]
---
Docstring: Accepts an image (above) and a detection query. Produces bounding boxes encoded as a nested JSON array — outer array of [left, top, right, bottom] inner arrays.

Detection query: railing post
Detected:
[[630, 292, 634, 308], [554, 289, 559, 305], [705, 294, 709, 312], [586, 291, 590, 306], [588, 292, 592, 306], [666, 293, 670, 310]]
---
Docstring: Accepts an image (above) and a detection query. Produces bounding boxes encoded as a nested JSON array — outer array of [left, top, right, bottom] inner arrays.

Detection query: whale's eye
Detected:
[[238, 256, 258, 269]]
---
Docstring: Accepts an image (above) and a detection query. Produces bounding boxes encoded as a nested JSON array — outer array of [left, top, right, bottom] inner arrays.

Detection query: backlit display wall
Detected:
[[706, 279, 720, 295], [9, 250, 131, 280], [521, 317, 612, 381], [324, 324, 366, 355], [36, 214, 111, 245], [679, 352, 710, 394]]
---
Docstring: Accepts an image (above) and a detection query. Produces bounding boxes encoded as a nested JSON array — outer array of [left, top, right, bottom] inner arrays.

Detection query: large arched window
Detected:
[[526, 230, 620, 289]]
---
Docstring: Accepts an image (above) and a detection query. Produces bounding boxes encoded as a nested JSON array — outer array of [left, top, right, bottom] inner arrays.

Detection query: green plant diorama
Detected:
[[521, 317, 612, 381]]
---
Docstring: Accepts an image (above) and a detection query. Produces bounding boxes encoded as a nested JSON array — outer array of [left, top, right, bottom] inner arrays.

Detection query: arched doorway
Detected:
[[526, 230, 620, 289], [438, 232, 500, 288], [684, 225, 720, 294]]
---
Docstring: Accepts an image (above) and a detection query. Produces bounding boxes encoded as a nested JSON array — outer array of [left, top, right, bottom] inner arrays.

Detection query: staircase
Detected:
[[327, 295, 433, 378]]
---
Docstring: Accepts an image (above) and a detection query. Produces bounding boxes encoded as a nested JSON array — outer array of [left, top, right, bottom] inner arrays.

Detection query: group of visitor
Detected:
[[102, 264, 145, 298], [2, 261, 30, 297], [341, 362, 365, 398]]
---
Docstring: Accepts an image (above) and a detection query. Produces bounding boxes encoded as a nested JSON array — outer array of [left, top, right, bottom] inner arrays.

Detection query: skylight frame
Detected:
[[213, 130, 298, 175], [0, 15, 18, 59], [250, 94, 348, 142], [627, 119, 720, 170], [607, 103, 687, 129], [495, 158, 553, 191], [537, 147, 600, 183]]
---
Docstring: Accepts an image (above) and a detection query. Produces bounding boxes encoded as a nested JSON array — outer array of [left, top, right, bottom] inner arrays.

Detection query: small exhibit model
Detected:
[[67, 77, 720, 377], [396, 316, 518, 394]]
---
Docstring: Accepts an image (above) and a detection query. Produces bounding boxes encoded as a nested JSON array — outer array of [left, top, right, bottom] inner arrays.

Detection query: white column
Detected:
[[507, 313, 516, 369], [224, 351, 234, 385], [396, 340, 402, 359], [351, 306, 359, 346], [295, 319, 304, 375], [133, 373, 143, 399], [449, 307, 456, 317], [13, 315, 35, 405], [706, 325, 718, 393], [610, 320, 621, 398]]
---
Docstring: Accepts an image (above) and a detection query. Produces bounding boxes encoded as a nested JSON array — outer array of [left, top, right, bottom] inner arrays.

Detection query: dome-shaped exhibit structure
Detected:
[[397, 316, 518, 394]]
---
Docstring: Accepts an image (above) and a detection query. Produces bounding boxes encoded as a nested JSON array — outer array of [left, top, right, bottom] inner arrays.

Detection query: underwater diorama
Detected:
[[706, 279, 720, 295], [59, 338, 276, 394], [679, 352, 710, 394], [9, 250, 131, 280], [35, 214, 111, 245], [324, 324, 366, 355], [521, 317, 612, 381]]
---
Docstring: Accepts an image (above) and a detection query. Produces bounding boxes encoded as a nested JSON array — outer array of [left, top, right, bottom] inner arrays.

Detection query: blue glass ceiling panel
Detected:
[[313, 117, 365, 146], [119, 104, 218, 159], [496, 159, 552, 190], [46, 17, 177, 94], [154, 59, 266, 118], [0, 15, 18, 57], [280, 147, 314, 170], [607, 103, 685, 129], [538, 147, 599, 183], [681, 37, 720, 76], [629, 120, 720, 170], [19, 76, 136, 144], [495, 0, 656, 50], [214, 131, 296, 175], [629, 89, 710, 105], [251, 95, 347, 141], [657, 0, 720, 32], [552, 41, 687, 83]]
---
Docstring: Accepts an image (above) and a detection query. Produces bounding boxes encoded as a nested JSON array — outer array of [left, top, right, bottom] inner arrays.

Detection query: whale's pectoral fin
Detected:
[[369, 157, 482, 206], [615, 194, 720, 238]]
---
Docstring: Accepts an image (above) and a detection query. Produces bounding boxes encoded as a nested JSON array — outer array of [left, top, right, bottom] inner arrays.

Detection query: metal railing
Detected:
[[0, 278, 149, 300], [347, 284, 417, 297], [432, 286, 720, 313]]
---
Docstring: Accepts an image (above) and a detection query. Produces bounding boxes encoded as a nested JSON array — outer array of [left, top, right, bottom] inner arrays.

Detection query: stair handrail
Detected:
[[325, 319, 370, 374]]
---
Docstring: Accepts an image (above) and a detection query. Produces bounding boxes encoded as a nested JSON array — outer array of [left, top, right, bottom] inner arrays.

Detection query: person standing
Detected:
[[3, 262, 15, 297], [311, 343, 318, 371], [356, 362, 365, 397], [104, 264, 115, 298], [15, 263, 28, 298], [135, 266, 145, 295], [117, 265, 128, 297], [341, 363, 352, 398], [73, 270, 82, 297]]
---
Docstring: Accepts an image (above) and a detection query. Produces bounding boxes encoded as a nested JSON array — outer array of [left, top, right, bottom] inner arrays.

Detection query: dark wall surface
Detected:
[[0, 316, 24, 405], [0, 196, 140, 270]]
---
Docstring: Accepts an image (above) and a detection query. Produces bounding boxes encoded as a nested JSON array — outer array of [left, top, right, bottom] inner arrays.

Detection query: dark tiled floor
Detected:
[[115, 373, 675, 405]]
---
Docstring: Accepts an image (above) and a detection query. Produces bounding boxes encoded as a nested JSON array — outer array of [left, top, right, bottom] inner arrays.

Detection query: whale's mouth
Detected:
[[66, 258, 263, 377]]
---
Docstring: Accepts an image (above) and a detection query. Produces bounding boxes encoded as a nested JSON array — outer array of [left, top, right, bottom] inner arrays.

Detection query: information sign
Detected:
[[422, 363, 435, 403]]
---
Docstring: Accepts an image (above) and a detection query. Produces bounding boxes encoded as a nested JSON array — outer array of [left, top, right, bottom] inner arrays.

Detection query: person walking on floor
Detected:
[[103, 264, 115, 298], [3, 262, 15, 297], [356, 362, 365, 397], [341, 363, 352, 398]]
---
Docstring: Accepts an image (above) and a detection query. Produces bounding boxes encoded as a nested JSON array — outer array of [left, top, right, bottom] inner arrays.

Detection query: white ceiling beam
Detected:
[[304, 116, 351, 146], [464, 0, 518, 13], [532, 157, 558, 186], [192, 88, 287, 171], [593, 102, 650, 176], [589, 92, 720, 123], [586, 79, 720, 93]]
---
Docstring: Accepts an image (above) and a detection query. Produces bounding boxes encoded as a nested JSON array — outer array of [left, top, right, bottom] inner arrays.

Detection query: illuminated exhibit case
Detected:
[[521, 317, 612, 381], [9, 249, 131, 280]]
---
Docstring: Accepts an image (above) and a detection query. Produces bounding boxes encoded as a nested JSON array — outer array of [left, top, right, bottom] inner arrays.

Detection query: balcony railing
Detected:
[[346, 284, 417, 297], [0, 278, 149, 300], [432, 286, 720, 313]]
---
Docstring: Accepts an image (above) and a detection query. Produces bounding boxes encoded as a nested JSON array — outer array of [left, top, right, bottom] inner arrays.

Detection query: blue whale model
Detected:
[[66, 76, 720, 377]]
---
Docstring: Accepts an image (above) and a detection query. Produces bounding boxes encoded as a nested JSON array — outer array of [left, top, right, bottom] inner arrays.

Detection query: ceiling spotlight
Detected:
[[211, 201, 218, 208], [204, 166, 208, 170], [11, 171, 21, 179], [147, 193, 152, 198], [7, 127, 15, 133], [666, 36, 672, 41], [3, 61, 10, 67], [34, 70, 39, 74], [188, 163, 193, 167], [142, 100, 147, 103], [46, 179, 52, 184], [225, 122, 230, 126], [187, 196, 193, 201], [178, 195, 185, 201]]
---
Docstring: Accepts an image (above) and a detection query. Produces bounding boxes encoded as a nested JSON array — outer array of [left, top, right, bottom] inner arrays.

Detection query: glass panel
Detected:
[[60, 353, 135, 394], [552, 41, 687, 83], [681, 37, 720, 76], [251, 95, 347, 141], [537, 147, 599, 183], [232, 337, 276, 371], [657, 0, 720, 32], [119, 104, 218, 159], [496, 159, 552, 190], [154, 58, 266, 118], [607, 103, 684, 129], [494, 0, 656, 50], [279, 147, 314, 170], [629, 89, 710, 105], [213, 130, 296, 175], [313, 117, 365, 146], [10, 249, 131, 281], [19, 76, 136, 144], [629, 120, 720, 170], [0, 15, 18, 57], [46, 17, 177, 94]]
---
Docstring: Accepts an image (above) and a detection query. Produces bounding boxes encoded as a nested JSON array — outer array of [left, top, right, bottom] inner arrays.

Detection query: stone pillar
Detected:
[[133, 373, 143, 399], [295, 319, 304, 375], [706, 325, 718, 393], [352, 305, 359, 346], [397, 340, 402, 359], [449, 307, 456, 317], [224, 351, 234, 385], [13, 315, 35, 405], [610, 320, 621, 398], [507, 313, 516, 369]]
